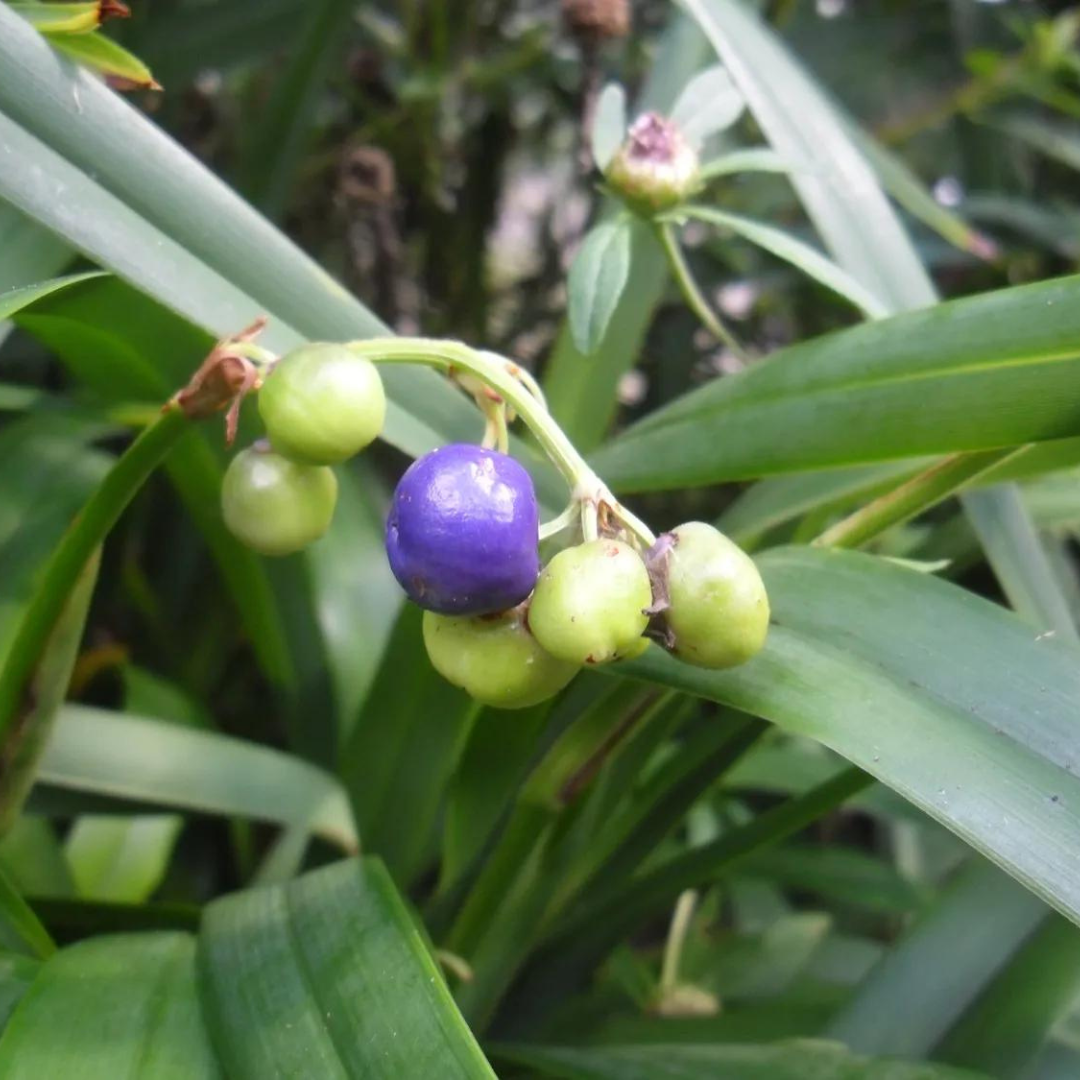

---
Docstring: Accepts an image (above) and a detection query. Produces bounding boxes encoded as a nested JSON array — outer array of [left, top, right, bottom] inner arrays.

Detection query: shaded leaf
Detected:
[[669, 64, 744, 147], [592, 83, 627, 171], [568, 219, 635, 356]]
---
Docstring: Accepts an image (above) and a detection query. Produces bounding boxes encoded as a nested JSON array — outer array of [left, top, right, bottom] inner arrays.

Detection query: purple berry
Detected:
[[386, 444, 540, 615]]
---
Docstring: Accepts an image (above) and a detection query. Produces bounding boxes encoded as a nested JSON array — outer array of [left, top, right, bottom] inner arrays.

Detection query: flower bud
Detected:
[[605, 113, 702, 213]]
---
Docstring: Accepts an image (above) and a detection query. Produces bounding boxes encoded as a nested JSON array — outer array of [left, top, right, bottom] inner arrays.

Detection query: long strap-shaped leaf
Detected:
[[198, 858, 496, 1079], [622, 547, 1080, 929], [0, 859, 494, 1076]]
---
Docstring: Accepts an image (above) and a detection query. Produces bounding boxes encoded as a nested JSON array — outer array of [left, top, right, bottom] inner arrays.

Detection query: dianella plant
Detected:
[[2, 0, 1080, 1077]]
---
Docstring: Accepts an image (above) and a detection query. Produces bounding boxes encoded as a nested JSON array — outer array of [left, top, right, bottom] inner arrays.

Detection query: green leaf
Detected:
[[963, 486, 1077, 639], [993, 113, 1080, 172], [198, 857, 496, 1078], [669, 64, 744, 147], [677, 0, 934, 313], [0, 866, 53, 961], [827, 861, 1046, 1059], [341, 605, 477, 886], [700, 146, 792, 179], [592, 274, 1080, 492], [48, 30, 160, 92], [568, 219, 636, 356], [592, 83, 627, 172], [493, 1040, 987, 1079], [0, 933, 220, 1077], [8, 1, 105, 35], [936, 914, 1080, 1078], [677, 205, 890, 317], [0, 954, 38, 1033], [38, 706, 358, 851], [65, 815, 183, 905], [0, 273, 103, 320], [739, 846, 927, 916], [0, 818, 74, 899], [620, 547, 1080, 929]]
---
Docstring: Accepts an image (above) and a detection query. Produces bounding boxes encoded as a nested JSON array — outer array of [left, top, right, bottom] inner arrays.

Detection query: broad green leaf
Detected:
[[0, 867, 53, 960], [592, 274, 1080, 491], [620, 547, 1080, 930], [0, 273, 103, 320], [65, 815, 183, 905], [38, 706, 358, 851], [828, 861, 1046, 1059], [669, 64, 744, 147], [198, 857, 495, 1078], [677, 0, 934, 313], [49, 30, 160, 92], [341, 605, 477, 887], [678, 205, 890, 317], [0, 933, 220, 1077], [0, 205, 71, 300], [592, 83, 627, 172], [0, 818, 73, 899], [493, 1040, 986, 1079], [936, 914, 1080, 1078], [0, 955, 37, 1033], [568, 219, 635, 356]]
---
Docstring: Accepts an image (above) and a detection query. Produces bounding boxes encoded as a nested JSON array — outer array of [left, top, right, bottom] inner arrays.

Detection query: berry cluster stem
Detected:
[[346, 338, 656, 547]]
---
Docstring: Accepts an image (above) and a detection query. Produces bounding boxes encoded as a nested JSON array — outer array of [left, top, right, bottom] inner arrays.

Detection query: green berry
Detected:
[[258, 343, 386, 464], [222, 445, 337, 556], [422, 606, 578, 709], [659, 522, 769, 669], [528, 539, 652, 665]]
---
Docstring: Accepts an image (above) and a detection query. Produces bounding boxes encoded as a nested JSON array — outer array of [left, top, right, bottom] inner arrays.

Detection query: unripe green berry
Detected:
[[529, 539, 652, 665], [222, 445, 337, 556], [605, 112, 701, 213], [422, 606, 578, 709], [258, 343, 386, 465], [658, 522, 769, 669]]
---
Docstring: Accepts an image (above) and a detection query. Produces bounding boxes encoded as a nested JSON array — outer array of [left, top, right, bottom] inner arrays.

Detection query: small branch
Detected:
[[656, 223, 748, 362], [659, 889, 698, 993], [814, 447, 1026, 550]]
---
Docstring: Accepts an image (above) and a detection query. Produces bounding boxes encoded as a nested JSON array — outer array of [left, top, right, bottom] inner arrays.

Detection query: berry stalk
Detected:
[[345, 337, 657, 547]]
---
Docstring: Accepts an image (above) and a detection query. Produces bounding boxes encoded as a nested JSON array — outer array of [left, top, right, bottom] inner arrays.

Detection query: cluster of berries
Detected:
[[220, 343, 769, 711], [221, 343, 386, 555], [388, 443, 768, 709]]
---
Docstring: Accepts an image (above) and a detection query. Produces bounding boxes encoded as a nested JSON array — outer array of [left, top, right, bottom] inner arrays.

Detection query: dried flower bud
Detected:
[[605, 112, 701, 213], [561, 0, 630, 41]]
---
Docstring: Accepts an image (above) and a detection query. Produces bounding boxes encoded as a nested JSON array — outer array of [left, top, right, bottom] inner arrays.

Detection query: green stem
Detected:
[[656, 223, 748, 362], [0, 407, 191, 741], [348, 338, 656, 545], [813, 447, 1025, 550], [659, 889, 697, 993]]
